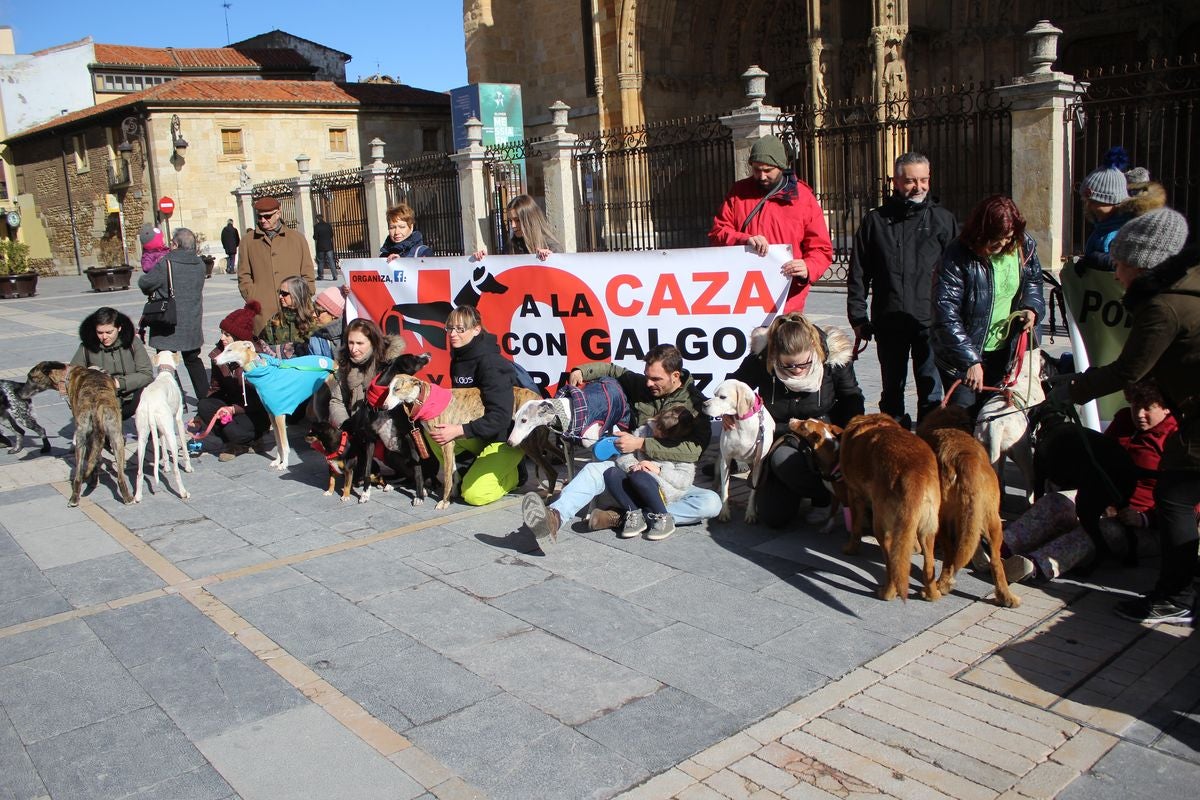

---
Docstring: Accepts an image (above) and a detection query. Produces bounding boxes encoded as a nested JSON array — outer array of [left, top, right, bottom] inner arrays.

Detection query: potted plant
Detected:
[[0, 239, 37, 299], [85, 261, 134, 292]]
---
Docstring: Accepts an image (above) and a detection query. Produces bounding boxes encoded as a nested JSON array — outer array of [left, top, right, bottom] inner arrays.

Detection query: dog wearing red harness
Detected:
[[306, 416, 389, 503]]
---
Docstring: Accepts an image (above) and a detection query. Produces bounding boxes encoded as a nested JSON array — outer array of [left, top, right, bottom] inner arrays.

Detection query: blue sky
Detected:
[[0, 1, 468, 92]]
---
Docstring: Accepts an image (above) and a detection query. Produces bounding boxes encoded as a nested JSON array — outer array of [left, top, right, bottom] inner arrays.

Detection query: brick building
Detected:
[[4, 78, 450, 273]]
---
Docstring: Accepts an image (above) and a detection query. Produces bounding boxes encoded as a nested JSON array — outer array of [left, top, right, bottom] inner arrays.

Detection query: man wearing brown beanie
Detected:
[[238, 197, 315, 336]]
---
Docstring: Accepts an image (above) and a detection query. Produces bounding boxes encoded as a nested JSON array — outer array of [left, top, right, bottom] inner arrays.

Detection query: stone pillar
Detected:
[[294, 153, 312, 237], [233, 186, 254, 234], [363, 138, 389, 252], [541, 101, 579, 253], [450, 117, 490, 255], [718, 66, 782, 181], [997, 20, 1087, 272]]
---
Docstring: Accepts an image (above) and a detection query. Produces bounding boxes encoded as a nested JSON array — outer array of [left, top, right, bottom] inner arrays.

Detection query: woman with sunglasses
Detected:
[[727, 312, 864, 528], [260, 275, 318, 358], [426, 304, 526, 506]]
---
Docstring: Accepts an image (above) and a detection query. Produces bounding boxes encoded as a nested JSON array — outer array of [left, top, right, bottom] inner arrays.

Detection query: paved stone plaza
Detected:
[[0, 274, 1196, 799]]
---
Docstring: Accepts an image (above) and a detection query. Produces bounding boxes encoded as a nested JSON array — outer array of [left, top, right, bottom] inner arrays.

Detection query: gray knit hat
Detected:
[[749, 135, 789, 169], [1080, 167, 1129, 205], [1124, 166, 1151, 194], [1110, 207, 1189, 270]]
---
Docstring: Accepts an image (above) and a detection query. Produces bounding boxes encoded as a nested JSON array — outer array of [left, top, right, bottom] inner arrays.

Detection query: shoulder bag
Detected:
[[141, 256, 177, 328]]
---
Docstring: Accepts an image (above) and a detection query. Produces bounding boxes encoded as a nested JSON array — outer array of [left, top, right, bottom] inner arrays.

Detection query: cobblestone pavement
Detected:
[[0, 275, 1195, 800]]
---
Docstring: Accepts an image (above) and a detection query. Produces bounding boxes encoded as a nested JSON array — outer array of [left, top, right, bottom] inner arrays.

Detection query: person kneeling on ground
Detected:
[[727, 312, 864, 527], [71, 307, 153, 421], [192, 301, 270, 461], [522, 345, 720, 545]]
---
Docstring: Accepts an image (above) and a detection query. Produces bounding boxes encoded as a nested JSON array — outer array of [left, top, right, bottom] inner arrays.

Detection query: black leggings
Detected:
[[196, 396, 269, 445], [603, 468, 667, 514]]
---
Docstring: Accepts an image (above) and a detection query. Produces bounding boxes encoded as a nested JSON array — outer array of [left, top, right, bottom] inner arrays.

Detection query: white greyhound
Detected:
[[133, 352, 192, 502]]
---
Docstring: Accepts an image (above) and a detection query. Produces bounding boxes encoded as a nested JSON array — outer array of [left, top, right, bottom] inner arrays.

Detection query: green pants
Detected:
[[427, 433, 523, 506]]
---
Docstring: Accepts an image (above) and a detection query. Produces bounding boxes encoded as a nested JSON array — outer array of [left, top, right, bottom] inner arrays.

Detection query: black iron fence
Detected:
[[573, 115, 734, 252], [251, 178, 298, 229], [483, 139, 542, 254], [310, 167, 370, 259], [776, 83, 1012, 283], [1065, 54, 1200, 257], [386, 153, 464, 256]]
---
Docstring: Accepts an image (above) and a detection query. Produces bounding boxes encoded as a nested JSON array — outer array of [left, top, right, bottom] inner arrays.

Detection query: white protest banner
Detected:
[[341, 246, 792, 393], [1060, 261, 1131, 422]]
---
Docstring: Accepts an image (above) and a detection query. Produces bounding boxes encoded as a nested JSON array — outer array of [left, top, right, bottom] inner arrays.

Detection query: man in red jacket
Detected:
[[709, 134, 833, 313]]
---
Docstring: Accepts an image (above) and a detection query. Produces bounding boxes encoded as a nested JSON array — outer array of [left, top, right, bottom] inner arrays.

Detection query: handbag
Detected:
[[141, 256, 177, 328]]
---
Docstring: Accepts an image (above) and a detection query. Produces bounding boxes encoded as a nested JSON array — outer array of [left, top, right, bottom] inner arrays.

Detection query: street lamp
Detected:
[[117, 116, 140, 154], [170, 114, 188, 152]]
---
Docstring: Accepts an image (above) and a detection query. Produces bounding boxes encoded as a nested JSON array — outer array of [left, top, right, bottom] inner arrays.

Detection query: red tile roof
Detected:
[[5, 79, 449, 142], [93, 44, 312, 70]]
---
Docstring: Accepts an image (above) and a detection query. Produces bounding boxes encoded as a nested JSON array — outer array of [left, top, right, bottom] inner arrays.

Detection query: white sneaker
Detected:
[[1002, 555, 1036, 584]]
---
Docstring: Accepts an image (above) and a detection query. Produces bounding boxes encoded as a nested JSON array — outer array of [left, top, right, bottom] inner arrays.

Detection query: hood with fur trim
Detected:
[[1120, 182, 1167, 218], [79, 308, 136, 352], [748, 323, 853, 368]]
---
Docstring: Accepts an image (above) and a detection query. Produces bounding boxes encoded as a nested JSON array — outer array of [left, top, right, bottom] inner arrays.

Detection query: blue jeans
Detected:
[[550, 460, 721, 525]]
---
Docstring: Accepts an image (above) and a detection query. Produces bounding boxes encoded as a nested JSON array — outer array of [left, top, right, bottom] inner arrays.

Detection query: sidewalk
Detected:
[[0, 275, 1196, 800]]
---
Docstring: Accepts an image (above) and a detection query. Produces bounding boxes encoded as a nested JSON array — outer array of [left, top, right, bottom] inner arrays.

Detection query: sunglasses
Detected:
[[278, 290, 291, 297], [257, 211, 278, 219]]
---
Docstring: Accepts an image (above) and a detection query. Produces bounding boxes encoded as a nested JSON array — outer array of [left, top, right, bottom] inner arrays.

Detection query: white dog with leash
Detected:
[[133, 351, 193, 502]]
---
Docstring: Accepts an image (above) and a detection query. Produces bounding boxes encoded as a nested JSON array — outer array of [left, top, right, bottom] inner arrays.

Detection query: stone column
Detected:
[[294, 153, 312, 237], [997, 20, 1087, 272], [233, 187, 254, 233], [718, 66, 782, 181], [541, 101, 579, 253], [450, 117, 490, 255], [362, 138, 389, 251]]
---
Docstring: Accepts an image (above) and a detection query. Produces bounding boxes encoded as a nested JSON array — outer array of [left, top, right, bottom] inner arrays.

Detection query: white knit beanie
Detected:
[[1110, 208, 1189, 270]]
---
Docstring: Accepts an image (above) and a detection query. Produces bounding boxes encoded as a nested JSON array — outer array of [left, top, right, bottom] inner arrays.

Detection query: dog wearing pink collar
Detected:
[[703, 379, 775, 523]]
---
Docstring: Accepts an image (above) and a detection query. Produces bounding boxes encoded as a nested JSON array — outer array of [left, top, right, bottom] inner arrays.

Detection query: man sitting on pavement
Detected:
[[521, 345, 720, 545]]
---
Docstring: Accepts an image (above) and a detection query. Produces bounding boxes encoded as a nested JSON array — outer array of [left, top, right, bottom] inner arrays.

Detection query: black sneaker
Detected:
[[1114, 596, 1194, 625]]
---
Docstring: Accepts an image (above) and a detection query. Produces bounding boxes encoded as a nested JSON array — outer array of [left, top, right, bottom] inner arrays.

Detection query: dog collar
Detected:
[[737, 393, 764, 421], [406, 381, 452, 422], [311, 430, 349, 465]]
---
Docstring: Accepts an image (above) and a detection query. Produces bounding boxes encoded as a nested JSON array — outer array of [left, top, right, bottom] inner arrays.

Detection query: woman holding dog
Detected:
[[327, 318, 406, 430], [728, 312, 864, 528], [193, 301, 270, 462], [932, 195, 1045, 417], [425, 304, 525, 506], [1050, 207, 1198, 625], [71, 307, 153, 420]]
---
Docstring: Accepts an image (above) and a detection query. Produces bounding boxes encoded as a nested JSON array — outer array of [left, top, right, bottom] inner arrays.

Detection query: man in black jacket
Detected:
[[220, 219, 240, 275], [847, 152, 959, 426], [313, 215, 337, 281]]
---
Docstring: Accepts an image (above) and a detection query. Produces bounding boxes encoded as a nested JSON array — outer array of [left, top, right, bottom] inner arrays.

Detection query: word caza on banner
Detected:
[[342, 246, 792, 392]]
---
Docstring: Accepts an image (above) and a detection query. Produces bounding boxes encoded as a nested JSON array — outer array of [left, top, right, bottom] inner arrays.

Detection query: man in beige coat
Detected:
[[238, 197, 316, 335]]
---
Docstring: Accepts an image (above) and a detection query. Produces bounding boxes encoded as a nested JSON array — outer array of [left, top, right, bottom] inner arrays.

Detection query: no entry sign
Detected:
[[158, 196, 175, 217]]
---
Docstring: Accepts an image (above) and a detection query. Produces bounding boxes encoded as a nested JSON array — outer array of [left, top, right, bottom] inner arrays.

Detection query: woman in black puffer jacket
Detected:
[[728, 313, 864, 528], [932, 194, 1045, 417]]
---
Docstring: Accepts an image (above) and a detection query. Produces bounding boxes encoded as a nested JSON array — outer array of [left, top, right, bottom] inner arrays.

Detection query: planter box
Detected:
[[0, 273, 38, 299], [86, 265, 134, 292]]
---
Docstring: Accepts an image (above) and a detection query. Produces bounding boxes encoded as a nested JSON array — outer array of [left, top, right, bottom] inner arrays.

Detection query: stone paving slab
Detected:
[[196, 704, 424, 800]]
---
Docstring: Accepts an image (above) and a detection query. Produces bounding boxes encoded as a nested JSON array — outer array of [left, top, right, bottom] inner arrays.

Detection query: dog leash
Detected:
[[310, 430, 350, 474], [851, 335, 869, 361]]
